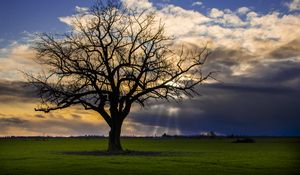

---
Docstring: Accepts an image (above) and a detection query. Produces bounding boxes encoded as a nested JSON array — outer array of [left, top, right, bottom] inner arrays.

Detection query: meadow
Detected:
[[0, 137, 299, 175]]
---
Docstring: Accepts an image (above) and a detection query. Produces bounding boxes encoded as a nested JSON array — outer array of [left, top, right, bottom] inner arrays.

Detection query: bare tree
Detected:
[[27, 0, 213, 152]]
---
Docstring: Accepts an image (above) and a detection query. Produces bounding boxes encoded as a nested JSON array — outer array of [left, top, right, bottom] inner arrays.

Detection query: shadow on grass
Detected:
[[57, 150, 187, 157]]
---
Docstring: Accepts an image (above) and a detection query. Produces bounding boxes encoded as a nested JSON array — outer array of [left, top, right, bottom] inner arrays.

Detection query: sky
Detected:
[[0, 0, 300, 137]]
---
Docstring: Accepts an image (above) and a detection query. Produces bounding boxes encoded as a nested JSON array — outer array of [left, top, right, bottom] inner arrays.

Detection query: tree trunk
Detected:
[[108, 118, 124, 153]]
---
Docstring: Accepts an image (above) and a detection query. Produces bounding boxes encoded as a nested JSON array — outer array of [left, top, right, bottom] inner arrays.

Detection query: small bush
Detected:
[[232, 138, 255, 143]]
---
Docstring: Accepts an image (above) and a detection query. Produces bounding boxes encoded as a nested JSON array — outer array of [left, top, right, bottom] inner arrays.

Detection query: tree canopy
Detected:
[[27, 0, 213, 152]]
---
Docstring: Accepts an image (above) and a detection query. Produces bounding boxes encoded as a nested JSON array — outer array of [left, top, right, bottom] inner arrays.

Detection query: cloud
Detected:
[[75, 6, 89, 13], [58, 0, 300, 62], [0, 80, 37, 103], [269, 38, 300, 59], [221, 13, 246, 27], [120, 2, 300, 63], [192, 1, 203, 7], [286, 0, 300, 11], [237, 7, 250, 15], [122, 0, 152, 11], [0, 42, 39, 81], [206, 83, 297, 94], [0, 117, 28, 126], [35, 114, 45, 119], [209, 8, 224, 18], [157, 4, 211, 37]]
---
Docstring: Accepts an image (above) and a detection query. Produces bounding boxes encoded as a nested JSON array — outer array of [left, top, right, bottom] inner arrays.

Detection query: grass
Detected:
[[0, 137, 299, 175]]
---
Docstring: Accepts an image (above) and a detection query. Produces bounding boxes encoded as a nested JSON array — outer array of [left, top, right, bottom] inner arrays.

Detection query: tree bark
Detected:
[[108, 117, 124, 153]]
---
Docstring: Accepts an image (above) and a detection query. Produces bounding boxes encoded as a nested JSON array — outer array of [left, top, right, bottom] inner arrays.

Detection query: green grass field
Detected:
[[0, 137, 299, 175]]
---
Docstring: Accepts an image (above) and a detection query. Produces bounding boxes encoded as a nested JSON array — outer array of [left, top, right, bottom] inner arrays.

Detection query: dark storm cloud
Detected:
[[0, 80, 37, 102], [128, 52, 300, 136], [203, 47, 254, 76], [206, 42, 300, 84], [242, 59, 300, 85], [210, 47, 255, 62], [205, 83, 296, 94], [0, 117, 28, 126], [129, 85, 300, 136]]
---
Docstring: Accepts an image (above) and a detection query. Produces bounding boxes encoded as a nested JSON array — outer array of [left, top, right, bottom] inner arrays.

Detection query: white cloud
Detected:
[[246, 11, 258, 19], [237, 7, 250, 14], [75, 6, 89, 13], [286, 0, 300, 11], [192, 1, 203, 7], [222, 13, 245, 27], [0, 42, 38, 81], [209, 8, 224, 18], [59, 16, 75, 26], [158, 5, 211, 37], [122, 0, 153, 11], [224, 9, 232, 14]]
